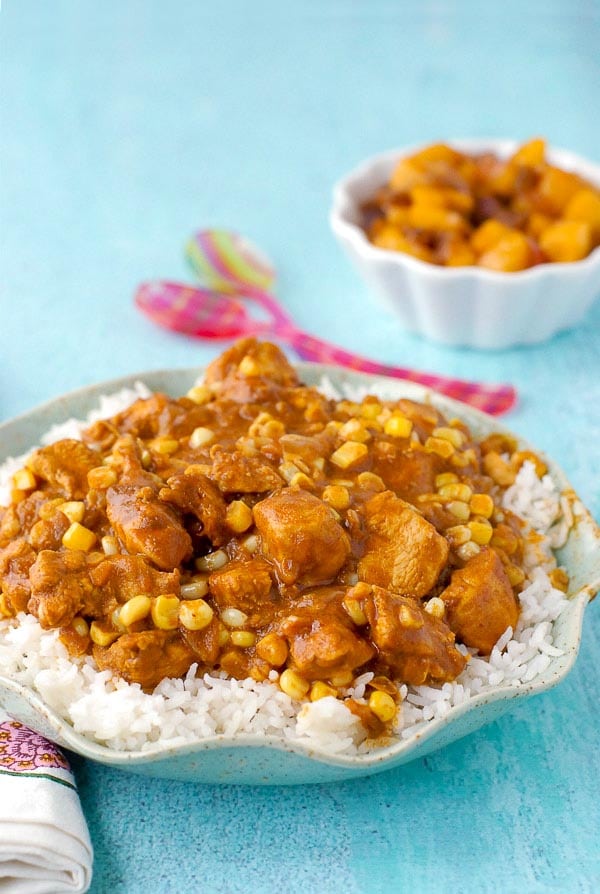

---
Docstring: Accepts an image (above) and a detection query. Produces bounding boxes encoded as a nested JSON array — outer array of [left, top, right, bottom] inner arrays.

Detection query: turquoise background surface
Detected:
[[2, 1, 599, 891]]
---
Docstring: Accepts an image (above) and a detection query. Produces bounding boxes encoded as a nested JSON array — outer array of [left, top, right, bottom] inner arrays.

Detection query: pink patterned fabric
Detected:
[[0, 720, 70, 773]]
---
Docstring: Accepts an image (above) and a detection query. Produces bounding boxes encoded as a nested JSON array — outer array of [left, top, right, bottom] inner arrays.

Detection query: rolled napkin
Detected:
[[0, 709, 93, 893]]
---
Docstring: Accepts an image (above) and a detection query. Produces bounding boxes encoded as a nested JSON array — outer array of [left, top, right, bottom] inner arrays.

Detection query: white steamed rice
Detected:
[[0, 381, 571, 755]]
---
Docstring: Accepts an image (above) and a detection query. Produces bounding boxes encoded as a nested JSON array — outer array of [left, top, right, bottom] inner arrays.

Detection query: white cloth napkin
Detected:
[[0, 710, 93, 893]]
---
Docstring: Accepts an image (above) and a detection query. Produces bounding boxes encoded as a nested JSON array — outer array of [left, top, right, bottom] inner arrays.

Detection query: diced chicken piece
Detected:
[[0, 505, 20, 544], [253, 488, 350, 586], [209, 557, 274, 624], [180, 617, 221, 666], [93, 630, 195, 689], [354, 582, 466, 684], [106, 438, 192, 570], [359, 491, 448, 597], [159, 467, 228, 546], [28, 512, 70, 551], [0, 539, 37, 613], [204, 337, 299, 389], [392, 399, 444, 441], [89, 554, 180, 606], [84, 393, 211, 447], [372, 444, 443, 505], [27, 439, 100, 500], [279, 614, 374, 682], [28, 549, 98, 628], [440, 548, 520, 654], [279, 431, 336, 473], [209, 447, 283, 494]]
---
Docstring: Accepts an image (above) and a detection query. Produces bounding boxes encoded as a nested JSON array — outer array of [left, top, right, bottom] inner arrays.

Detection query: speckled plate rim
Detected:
[[0, 363, 598, 780]]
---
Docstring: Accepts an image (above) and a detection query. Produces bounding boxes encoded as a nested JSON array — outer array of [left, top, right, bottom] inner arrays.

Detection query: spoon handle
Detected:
[[284, 330, 516, 415]]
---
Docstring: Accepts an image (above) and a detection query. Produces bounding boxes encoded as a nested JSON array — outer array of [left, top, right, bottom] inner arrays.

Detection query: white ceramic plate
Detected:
[[0, 365, 598, 784]]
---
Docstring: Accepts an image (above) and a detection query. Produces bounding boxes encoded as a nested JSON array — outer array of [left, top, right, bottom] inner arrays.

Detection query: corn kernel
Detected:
[[310, 681, 338, 701], [196, 549, 228, 572], [356, 471, 386, 492], [445, 524, 472, 546], [179, 598, 214, 631], [447, 501, 470, 521], [109, 607, 126, 632], [151, 594, 180, 630], [101, 535, 119, 556], [435, 472, 458, 488], [368, 690, 397, 723], [150, 437, 180, 455], [221, 607, 248, 628], [180, 578, 209, 600], [432, 426, 465, 448], [231, 630, 256, 648], [398, 604, 424, 629], [238, 355, 261, 377], [225, 500, 254, 533], [384, 415, 413, 438], [339, 419, 371, 443], [38, 497, 65, 520], [189, 427, 215, 449], [424, 597, 445, 619], [438, 483, 473, 502], [242, 533, 259, 554], [218, 627, 231, 647], [248, 413, 285, 440], [322, 485, 350, 511], [469, 493, 494, 519], [279, 461, 301, 484], [89, 621, 120, 646], [425, 436, 455, 458], [490, 527, 519, 556], [342, 596, 368, 626], [468, 520, 493, 545], [186, 384, 212, 405], [12, 468, 37, 491], [360, 402, 382, 420], [290, 471, 315, 491], [71, 616, 90, 637], [119, 594, 152, 627], [62, 522, 97, 552], [456, 541, 481, 561], [330, 441, 369, 470], [256, 633, 289, 666], [483, 452, 516, 486], [279, 668, 310, 700], [329, 669, 354, 687], [87, 466, 118, 489], [59, 501, 85, 524], [505, 564, 526, 587]]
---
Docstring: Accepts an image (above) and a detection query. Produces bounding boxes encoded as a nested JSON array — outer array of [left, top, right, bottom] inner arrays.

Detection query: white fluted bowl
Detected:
[[330, 139, 600, 349]]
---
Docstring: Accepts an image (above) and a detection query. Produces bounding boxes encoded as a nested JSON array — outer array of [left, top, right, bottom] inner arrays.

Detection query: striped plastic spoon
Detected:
[[135, 230, 516, 415]]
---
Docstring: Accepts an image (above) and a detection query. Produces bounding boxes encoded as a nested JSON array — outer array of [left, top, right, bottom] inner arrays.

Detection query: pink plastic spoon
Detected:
[[134, 230, 517, 415]]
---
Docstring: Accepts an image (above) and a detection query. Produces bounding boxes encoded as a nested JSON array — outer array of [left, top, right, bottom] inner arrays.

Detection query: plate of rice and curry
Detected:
[[0, 339, 598, 783]]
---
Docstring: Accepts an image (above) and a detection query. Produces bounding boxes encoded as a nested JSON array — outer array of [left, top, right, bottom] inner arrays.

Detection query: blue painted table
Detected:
[[2, 2, 599, 891]]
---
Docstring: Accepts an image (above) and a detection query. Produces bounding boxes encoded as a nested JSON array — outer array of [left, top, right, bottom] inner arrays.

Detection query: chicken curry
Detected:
[[0, 339, 548, 734]]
